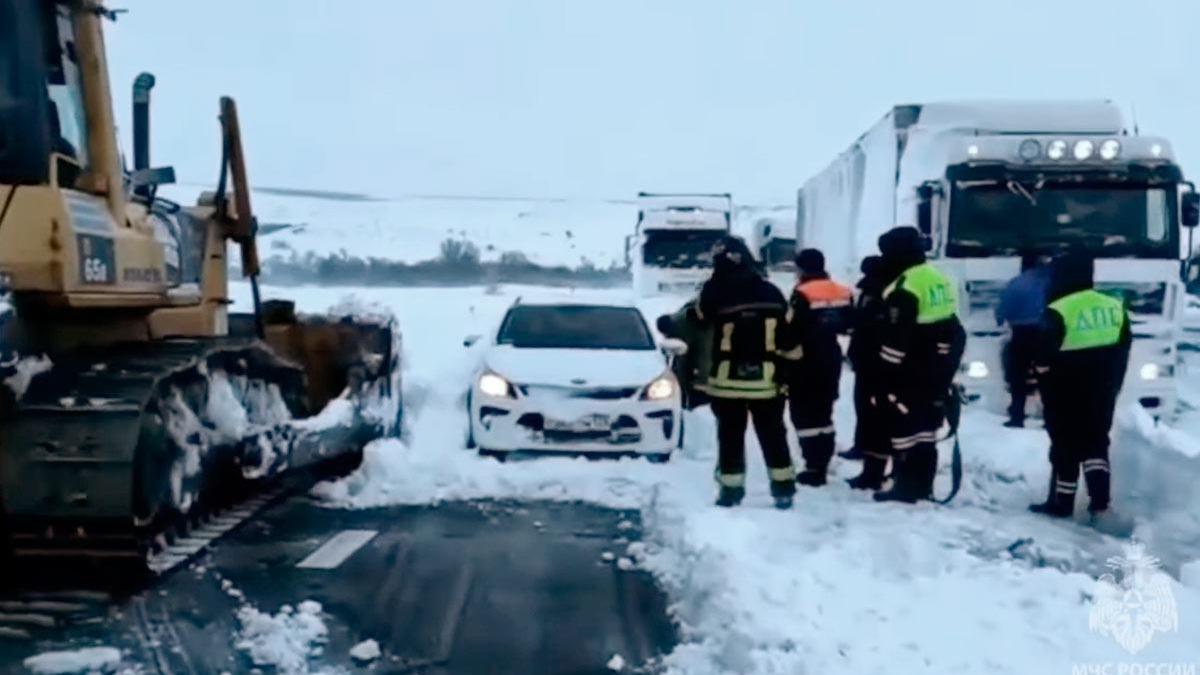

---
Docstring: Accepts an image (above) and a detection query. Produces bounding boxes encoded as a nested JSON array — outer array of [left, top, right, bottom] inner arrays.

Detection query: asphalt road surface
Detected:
[[0, 498, 678, 674]]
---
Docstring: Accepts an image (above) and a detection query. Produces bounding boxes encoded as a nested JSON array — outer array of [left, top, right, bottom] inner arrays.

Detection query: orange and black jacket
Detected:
[[785, 274, 852, 386]]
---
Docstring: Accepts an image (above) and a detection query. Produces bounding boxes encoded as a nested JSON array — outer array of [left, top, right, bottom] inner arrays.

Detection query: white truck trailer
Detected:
[[627, 192, 732, 296], [797, 101, 1199, 417]]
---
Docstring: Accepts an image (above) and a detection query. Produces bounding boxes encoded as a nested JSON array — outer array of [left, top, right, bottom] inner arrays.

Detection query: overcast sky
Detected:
[[106, 0, 1200, 205]]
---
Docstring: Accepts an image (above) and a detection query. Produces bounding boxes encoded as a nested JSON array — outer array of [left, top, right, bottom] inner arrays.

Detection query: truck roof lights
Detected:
[[1073, 140, 1095, 161], [1018, 139, 1041, 161], [1046, 139, 1068, 160], [967, 144, 980, 157], [1099, 139, 1121, 161], [1151, 143, 1164, 158]]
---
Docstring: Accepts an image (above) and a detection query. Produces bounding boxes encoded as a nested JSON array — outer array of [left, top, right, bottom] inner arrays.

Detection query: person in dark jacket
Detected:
[[1030, 253, 1131, 519], [872, 227, 966, 503], [786, 248, 852, 486], [996, 252, 1050, 427], [696, 235, 798, 509], [844, 255, 896, 488], [656, 300, 712, 410]]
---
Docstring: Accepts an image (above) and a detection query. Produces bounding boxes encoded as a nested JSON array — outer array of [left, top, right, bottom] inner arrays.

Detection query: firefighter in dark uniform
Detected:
[[696, 236, 798, 509], [1030, 253, 1130, 518], [786, 248, 852, 486], [873, 227, 966, 503], [844, 255, 895, 488]]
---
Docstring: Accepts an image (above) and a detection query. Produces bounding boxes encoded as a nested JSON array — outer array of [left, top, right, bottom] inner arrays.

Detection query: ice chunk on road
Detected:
[[235, 600, 328, 674], [23, 646, 121, 674], [349, 638, 381, 662]]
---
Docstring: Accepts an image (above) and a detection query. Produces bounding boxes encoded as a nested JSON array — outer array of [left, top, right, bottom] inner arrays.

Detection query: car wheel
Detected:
[[646, 452, 671, 464], [478, 448, 507, 462]]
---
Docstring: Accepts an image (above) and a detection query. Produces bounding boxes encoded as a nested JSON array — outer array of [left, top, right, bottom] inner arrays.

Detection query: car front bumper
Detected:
[[470, 390, 682, 454]]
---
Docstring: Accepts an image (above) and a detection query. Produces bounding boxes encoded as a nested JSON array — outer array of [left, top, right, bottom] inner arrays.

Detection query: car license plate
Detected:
[[545, 414, 610, 432]]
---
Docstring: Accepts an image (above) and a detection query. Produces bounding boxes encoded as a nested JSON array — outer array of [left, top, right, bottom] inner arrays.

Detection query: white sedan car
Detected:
[[466, 300, 684, 461]]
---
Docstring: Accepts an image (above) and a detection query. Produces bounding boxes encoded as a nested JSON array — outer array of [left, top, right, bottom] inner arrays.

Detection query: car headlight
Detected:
[[965, 360, 989, 378], [1099, 139, 1121, 161], [1139, 363, 1160, 381], [643, 375, 676, 401], [478, 372, 514, 398]]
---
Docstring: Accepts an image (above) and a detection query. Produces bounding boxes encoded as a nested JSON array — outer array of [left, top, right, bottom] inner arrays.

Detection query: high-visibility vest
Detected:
[[1048, 289, 1127, 352], [884, 262, 958, 324], [796, 278, 853, 309]]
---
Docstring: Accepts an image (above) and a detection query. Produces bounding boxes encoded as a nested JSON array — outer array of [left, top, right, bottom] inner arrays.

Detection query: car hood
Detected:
[[485, 345, 666, 389]]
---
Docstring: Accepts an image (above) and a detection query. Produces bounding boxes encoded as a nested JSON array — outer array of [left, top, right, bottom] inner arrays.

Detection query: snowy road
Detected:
[[4, 282, 1200, 674]]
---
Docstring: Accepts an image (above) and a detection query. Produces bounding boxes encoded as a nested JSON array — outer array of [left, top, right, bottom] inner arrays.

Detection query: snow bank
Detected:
[[23, 647, 121, 674], [1118, 404, 1200, 459], [1183, 560, 1200, 590], [234, 600, 329, 674]]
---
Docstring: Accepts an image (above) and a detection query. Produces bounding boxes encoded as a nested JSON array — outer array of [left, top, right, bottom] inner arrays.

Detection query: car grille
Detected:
[[517, 385, 639, 400]]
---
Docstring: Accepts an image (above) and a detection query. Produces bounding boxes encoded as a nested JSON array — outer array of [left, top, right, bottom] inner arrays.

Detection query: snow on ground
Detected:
[[232, 282, 1200, 674], [234, 599, 331, 675], [164, 186, 636, 269], [22, 646, 122, 674]]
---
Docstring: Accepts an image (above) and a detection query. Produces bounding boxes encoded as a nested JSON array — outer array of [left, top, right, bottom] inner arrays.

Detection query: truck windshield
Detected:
[[947, 183, 1177, 258], [642, 230, 725, 269], [760, 238, 797, 270]]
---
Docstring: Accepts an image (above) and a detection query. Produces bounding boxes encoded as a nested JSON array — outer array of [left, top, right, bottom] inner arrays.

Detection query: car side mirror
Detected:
[[463, 335, 481, 348], [1183, 192, 1199, 229], [660, 338, 688, 356]]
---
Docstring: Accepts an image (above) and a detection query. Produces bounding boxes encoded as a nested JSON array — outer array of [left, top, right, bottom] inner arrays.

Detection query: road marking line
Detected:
[[296, 530, 378, 570]]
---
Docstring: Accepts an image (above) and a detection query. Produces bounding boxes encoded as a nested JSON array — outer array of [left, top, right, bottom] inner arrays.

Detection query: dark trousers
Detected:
[[789, 389, 836, 473], [710, 396, 795, 497], [852, 372, 889, 458], [1043, 387, 1117, 510], [1003, 325, 1039, 422], [883, 395, 944, 498]]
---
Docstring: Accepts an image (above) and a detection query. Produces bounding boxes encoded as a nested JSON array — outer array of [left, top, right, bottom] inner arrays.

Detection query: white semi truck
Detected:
[[797, 101, 1199, 417], [627, 192, 732, 296], [748, 214, 798, 293]]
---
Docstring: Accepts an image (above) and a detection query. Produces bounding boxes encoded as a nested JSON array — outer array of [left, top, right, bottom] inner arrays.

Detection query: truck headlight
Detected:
[[1139, 363, 1160, 381], [1099, 139, 1121, 160], [965, 361, 989, 378], [479, 372, 515, 398], [643, 375, 676, 401], [1047, 139, 1068, 160], [1073, 140, 1095, 160]]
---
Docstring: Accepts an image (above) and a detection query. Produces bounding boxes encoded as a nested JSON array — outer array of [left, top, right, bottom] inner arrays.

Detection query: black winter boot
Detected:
[[873, 444, 936, 503], [1029, 472, 1075, 518], [715, 486, 745, 508], [847, 455, 887, 490], [796, 470, 827, 487], [839, 446, 866, 461], [797, 435, 834, 487]]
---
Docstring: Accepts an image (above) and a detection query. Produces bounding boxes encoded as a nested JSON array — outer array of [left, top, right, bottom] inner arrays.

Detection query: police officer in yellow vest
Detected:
[[1030, 253, 1131, 519], [696, 236, 798, 509], [872, 227, 966, 502]]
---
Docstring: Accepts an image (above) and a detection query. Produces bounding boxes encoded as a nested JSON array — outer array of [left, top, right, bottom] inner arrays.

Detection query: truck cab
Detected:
[[799, 101, 1198, 418], [627, 192, 732, 296], [748, 215, 798, 294]]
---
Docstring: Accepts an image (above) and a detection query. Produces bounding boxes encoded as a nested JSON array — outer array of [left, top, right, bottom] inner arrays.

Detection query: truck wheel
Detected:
[[478, 448, 507, 462], [647, 452, 671, 464]]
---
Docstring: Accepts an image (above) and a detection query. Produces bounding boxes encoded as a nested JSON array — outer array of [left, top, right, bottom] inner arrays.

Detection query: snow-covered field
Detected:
[[224, 281, 1200, 675], [161, 186, 791, 272]]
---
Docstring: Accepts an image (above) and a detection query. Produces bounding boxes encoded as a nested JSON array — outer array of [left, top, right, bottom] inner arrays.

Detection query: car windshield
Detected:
[[947, 183, 1177, 258], [642, 230, 725, 269], [497, 305, 656, 350]]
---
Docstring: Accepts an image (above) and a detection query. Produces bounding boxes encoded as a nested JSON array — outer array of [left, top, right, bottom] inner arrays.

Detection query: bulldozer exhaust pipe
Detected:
[[132, 72, 155, 172]]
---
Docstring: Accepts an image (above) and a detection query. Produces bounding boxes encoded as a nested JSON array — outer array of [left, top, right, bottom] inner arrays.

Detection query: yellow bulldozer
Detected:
[[0, 1, 401, 572]]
